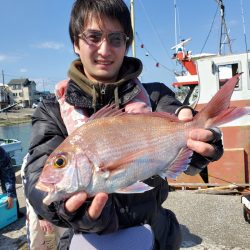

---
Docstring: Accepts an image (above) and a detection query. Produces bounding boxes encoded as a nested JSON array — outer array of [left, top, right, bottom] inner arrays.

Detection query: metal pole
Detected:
[[130, 0, 136, 57], [2, 70, 5, 86], [174, 0, 178, 46]]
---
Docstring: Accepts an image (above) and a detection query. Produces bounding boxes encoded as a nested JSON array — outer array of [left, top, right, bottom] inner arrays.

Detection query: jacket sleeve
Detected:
[[24, 99, 68, 227], [143, 82, 224, 175], [143, 82, 183, 113], [24, 99, 118, 233], [0, 147, 16, 198]]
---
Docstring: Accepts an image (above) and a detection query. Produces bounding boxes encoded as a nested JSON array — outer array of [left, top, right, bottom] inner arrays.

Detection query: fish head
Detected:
[[36, 148, 93, 204]]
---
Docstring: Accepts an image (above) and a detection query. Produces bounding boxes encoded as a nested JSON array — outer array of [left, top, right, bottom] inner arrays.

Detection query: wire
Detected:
[[200, 4, 219, 53], [136, 32, 174, 74], [137, 0, 173, 60]]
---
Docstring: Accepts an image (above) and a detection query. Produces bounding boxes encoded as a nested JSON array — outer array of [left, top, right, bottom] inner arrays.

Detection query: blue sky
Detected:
[[1, 0, 249, 92]]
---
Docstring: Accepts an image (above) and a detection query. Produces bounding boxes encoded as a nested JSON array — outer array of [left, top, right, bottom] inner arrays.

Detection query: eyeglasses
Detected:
[[78, 30, 129, 48]]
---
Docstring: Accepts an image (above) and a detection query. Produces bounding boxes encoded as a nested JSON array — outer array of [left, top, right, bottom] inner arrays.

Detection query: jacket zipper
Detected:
[[100, 84, 106, 95], [100, 84, 106, 105]]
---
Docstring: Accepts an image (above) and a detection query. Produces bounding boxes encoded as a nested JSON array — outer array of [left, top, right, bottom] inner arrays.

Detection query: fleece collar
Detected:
[[66, 56, 143, 111]]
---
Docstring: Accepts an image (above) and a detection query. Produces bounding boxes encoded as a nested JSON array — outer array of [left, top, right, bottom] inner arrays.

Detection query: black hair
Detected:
[[69, 0, 133, 50]]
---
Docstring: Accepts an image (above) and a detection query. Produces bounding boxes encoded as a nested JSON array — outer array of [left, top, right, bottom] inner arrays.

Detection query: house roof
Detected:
[[8, 78, 36, 86]]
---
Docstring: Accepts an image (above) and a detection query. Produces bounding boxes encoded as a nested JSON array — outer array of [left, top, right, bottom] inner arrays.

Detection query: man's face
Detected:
[[74, 16, 127, 83]]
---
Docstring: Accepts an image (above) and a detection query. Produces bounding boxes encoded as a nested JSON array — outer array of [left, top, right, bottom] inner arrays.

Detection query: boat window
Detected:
[[175, 85, 199, 106], [218, 63, 240, 89]]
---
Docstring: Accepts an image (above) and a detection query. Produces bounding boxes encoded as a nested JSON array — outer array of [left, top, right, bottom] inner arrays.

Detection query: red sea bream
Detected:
[[36, 74, 250, 205]]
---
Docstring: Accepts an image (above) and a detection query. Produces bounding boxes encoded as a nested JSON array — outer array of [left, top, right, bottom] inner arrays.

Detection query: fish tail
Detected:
[[193, 73, 250, 128]]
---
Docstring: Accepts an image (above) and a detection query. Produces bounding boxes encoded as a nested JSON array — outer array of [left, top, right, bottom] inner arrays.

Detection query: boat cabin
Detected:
[[170, 51, 250, 187]]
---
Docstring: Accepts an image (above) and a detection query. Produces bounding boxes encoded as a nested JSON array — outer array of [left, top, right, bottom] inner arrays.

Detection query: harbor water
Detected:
[[0, 123, 32, 165]]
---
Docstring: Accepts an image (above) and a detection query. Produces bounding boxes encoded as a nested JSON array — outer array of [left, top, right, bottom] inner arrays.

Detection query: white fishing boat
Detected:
[[0, 138, 22, 158], [169, 1, 250, 186]]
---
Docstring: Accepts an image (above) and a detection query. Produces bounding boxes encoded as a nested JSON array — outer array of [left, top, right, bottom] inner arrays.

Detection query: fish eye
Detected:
[[54, 155, 67, 168]]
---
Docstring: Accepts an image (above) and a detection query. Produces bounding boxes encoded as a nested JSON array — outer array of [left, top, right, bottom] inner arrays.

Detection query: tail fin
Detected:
[[194, 73, 250, 128]]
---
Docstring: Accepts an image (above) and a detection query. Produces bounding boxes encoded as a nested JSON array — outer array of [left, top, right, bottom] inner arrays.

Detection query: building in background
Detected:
[[7, 78, 36, 108], [0, 78, 52, 109], [0, 83, 14, 109]]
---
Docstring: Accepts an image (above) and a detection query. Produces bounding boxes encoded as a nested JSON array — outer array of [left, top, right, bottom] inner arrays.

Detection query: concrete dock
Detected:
[[164, 190, 250, 250], [0, 183, 249, 249]]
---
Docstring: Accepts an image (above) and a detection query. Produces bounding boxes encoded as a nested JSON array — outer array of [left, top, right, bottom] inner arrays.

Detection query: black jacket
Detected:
[[24, 81, 220, 233], [24, 81, 183, 231]]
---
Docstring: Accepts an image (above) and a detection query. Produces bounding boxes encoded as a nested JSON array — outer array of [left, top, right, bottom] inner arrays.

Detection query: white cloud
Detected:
[[0, 54, 7, 61], [0, 53, 21, 62], [20, 68, 28, 73], [34, 41, 65, 50]]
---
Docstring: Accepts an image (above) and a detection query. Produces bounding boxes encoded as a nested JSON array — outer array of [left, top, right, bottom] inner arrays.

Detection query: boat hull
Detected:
[[0, 139, 22, 158]]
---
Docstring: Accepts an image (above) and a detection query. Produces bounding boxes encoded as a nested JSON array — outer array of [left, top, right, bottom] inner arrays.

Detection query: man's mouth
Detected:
[[95, 60, 113, 65]]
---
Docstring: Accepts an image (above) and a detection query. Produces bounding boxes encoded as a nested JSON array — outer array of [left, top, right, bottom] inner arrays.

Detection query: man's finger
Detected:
[[178, 108, 193, 122], [187, 139, 215, 158], [65, 192, 88, 213], [46, 224, 54, 233], [88, 193, 108, 220], [189, 129, 214, 142], [7, 197, 14, 209]]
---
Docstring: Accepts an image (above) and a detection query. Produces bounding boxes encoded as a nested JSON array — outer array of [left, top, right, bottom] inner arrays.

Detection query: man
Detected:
[[0, 146, 23, 218], [24, 1, 223, 249]]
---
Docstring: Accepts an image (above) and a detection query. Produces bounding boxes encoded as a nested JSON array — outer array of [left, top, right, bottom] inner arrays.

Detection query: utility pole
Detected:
[[130, 0, 136, 57], [1, 70, 5, 86], [43, 80, 45, 93]]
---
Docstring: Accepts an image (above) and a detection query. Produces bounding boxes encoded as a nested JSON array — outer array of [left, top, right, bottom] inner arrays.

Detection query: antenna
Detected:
[[216, 0, 232, 54], [171, 38, 192, 51]]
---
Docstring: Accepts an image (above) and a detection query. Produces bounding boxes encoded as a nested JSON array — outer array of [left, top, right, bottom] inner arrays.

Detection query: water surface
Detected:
[[0, 123, 32, 165]]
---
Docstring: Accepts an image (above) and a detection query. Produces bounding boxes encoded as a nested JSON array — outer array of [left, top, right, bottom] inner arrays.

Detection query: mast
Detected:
[[216, 0, 232, 54], [130, 0, 136, 57], [174, 0, 178, 46]]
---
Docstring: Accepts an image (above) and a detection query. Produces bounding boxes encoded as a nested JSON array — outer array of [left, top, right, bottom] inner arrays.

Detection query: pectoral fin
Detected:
[[165, 147, 193, 179], [115, 181, 154, 194]]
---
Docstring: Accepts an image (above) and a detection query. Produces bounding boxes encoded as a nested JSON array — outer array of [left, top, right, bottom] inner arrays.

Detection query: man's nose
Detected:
[[98, 38, 112, 56]]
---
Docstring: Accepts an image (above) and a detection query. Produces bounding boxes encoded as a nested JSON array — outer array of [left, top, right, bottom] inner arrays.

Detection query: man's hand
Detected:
[[178, 108, 216, 158], [65, 192, 108, 220], [6, 197, 14, 209], [39, 219, 54, 234]]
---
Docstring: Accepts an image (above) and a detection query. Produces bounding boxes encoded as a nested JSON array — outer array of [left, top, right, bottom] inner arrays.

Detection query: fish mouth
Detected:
[[36, 181, 55, 193]]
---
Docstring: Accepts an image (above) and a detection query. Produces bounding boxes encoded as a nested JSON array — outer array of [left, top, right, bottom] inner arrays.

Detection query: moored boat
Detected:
[[169, 1, 250, 187], [0, 138, 22, 159]]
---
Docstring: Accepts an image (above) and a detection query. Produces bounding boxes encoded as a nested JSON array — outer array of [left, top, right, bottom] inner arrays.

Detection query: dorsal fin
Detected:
[[88, 104, 125, 121], [88, 104, 181, 122], [136, 111, 180, 122]]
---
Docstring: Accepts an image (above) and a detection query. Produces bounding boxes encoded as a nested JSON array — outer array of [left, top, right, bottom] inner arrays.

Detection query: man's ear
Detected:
[[74, 42, 80, 55]]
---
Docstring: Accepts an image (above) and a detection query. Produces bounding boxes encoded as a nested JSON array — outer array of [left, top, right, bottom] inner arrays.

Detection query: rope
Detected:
[[136, 32, 174, 74]]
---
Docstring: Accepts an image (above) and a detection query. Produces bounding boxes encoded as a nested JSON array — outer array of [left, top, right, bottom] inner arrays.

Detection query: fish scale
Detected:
[[36, 74, 250, 205]]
